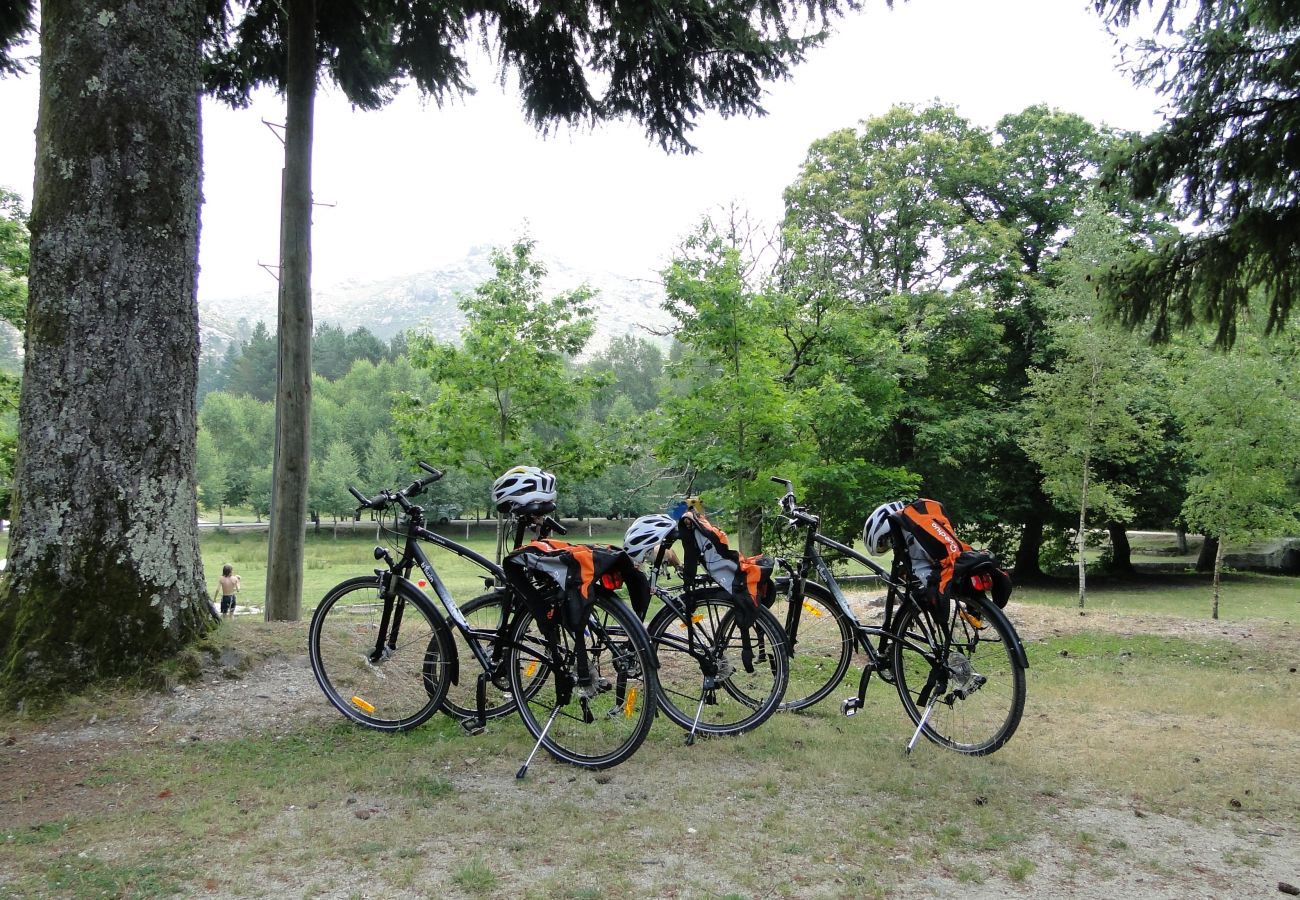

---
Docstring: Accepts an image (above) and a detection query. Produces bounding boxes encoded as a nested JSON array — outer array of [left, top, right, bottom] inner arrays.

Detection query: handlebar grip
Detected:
[[543, 515, 568, 536], [349, 486, 370, 506], [770, 476, 790, 485]]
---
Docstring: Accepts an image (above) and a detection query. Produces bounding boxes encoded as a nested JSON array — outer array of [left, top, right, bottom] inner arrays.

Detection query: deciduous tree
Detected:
[[1173, 338, 1300, 618], [205, 0, 882, 620]]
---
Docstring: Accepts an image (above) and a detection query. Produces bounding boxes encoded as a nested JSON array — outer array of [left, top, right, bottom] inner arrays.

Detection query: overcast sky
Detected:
[[0, 0, 1166, 302]]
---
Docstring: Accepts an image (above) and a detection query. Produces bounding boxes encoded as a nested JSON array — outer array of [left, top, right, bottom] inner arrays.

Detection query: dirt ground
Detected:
[[3, 605, 1298, 899]]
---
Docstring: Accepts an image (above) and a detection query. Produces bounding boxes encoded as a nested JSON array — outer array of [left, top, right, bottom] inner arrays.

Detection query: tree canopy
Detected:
[[205, 0, 876, 152], [1094, 0, 1300, 344]]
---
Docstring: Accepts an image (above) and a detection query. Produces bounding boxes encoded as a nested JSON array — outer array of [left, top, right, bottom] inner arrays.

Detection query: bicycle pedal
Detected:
[[841, 697, 861, 717], [458, 718, 486, 737]]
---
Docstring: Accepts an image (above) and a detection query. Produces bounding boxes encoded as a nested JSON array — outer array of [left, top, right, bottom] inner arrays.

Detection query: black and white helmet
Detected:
[[862, 500, 906, 554], [492, 465, 557, 513], [623, 514, 678, 564]]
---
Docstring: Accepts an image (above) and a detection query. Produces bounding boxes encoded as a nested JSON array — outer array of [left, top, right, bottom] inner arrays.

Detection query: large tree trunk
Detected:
[[264, 0, 316, 621], [1106, 522, 1135, 575], [1196, 535, 1218, 573], [0, 0, 208, 697], [1013, 515, 1045, 579]]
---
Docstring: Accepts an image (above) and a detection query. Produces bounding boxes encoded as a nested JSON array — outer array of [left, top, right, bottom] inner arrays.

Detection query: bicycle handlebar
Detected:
[[770, 475, 819, 527], [542, 515, 568, 536], [350, 461, 445, 514]]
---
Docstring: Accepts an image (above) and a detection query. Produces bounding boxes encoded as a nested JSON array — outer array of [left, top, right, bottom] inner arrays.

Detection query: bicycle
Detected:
[[307, 464, 659, 774], [632, 524, 789, 744], [765, 477, 1027, 755]]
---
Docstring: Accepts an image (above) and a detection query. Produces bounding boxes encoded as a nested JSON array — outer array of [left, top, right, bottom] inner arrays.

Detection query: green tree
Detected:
[[198, 391, 276, 509], [196, 428, 230, 525], [397, 239, 601, 481], [223, 321, 277, 401], [0, 1, 33, 74], [658, 218, 811, 553], [312, 439, 361, 537], [0, 188, 27, 332], [0, 0, 210, 699], [1173, 338, 1300, 619], [0, 188, 28, 512], [1020, 205, 1161, 605], [205, 0, 883, 622], [1095, 0, 1300, 343]]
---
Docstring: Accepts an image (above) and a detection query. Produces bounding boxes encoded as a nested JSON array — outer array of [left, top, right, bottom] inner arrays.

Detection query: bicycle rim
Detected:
[[308, 576, 451, 732], [649, 596, 788, 737], [768, 581, 855, 711], [510, 596, 657, 770], [891, 594, 1026, 755]]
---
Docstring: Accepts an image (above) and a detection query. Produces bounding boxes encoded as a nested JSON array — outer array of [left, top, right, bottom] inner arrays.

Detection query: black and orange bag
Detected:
[[502, 539, 650, 629], [893, 499, 1011, 609], [677, 511, 774, 628]]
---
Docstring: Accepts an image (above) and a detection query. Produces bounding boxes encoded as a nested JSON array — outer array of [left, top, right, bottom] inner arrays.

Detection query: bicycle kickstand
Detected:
[[905, 699, 937, 755], [517, 705, 563, 779], [686, 686, 713, 746]]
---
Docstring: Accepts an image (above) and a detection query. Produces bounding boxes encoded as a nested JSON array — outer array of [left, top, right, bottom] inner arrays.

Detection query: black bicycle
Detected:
[[307, 464, 659, 773], [637, 540, 789, 744], [765, 477, 1027, 755]]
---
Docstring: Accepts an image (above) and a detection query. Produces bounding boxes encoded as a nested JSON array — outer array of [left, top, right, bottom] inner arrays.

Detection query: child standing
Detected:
[[216, 564, 241, 619]]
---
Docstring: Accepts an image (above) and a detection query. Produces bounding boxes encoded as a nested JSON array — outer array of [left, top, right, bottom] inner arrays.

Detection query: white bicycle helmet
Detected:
[[623, 514, 678, 564], [862, 500, 906, 554], [492, 465, 558, 513]]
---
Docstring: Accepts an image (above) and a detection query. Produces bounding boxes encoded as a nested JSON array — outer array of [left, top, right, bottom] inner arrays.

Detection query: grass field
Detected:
[[1, 529, 1297, 898]]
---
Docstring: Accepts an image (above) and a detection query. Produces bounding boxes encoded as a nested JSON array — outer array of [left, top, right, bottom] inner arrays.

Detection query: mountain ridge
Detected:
[[197, 246, 673, 358]]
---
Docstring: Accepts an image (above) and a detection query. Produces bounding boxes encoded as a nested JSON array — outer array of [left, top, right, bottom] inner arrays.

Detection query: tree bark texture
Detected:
[[1196, 535, 1219, 573], [0, 0, 208, 696], [1076, 461, 1089, 609], [1211, 536, 1224, 620], [1106, 523, 1134, 575], [264, 0, 315, 621], [1013, 515, 1045, 579]]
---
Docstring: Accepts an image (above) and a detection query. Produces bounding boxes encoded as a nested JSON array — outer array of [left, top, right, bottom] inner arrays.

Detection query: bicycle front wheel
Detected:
[[891, 593, 1026, 755], [308, 576, 453, 732], [510, 595, 658, 770], [648, 594, 788, 737], [767, 580, 855, 711]]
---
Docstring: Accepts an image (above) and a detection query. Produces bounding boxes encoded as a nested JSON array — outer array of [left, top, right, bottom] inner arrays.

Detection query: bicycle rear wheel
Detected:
[[766, 580, 855, 711], [442, 592, 527, 722], [309, 575, 453, 732], [891, 593, 1026, 755], [648, 594, 788, 737], [509, 595, 658, 770]]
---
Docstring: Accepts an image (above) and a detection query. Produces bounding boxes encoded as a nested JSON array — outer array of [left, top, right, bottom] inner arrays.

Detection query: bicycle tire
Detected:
[[767, 580, 856, 711], [648, 594, 788, 737], [442, 591, 549, 722], [891, 593, 1026, 755], [308, 575, 454, 732], [509, 595, 658, 770]]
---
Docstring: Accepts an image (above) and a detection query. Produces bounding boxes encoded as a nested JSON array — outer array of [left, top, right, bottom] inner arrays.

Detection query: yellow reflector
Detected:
[[623, 687, 638, 718], [350, 696, 376, 714], [525, 660, 539, 678], [959, 609, 985, 629], [802, 601, 823, 617]]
